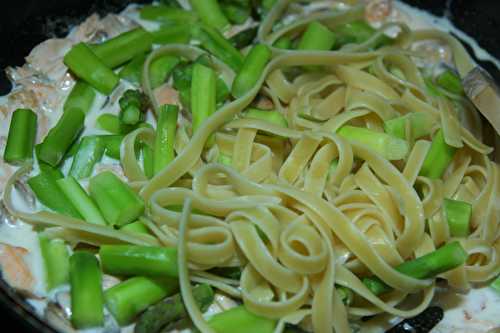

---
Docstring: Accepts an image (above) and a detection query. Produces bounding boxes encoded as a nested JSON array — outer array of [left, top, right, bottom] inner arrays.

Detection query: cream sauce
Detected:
[[0, 1, 498, 333]]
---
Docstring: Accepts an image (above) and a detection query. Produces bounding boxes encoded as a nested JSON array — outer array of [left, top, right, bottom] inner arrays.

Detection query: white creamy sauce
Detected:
[[0, 1, 499, 333], [394, 1, 500, 68]]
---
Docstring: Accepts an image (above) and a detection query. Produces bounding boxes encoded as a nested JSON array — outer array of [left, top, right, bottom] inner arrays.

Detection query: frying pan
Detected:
[[0, 0, 499, 332]]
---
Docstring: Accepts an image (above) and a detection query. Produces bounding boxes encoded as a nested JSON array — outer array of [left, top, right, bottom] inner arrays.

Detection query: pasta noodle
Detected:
[[3, 1, 499, 332]]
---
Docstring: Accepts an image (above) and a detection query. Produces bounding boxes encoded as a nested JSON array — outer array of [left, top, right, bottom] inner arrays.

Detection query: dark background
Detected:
[[0, 0, 499, 332]]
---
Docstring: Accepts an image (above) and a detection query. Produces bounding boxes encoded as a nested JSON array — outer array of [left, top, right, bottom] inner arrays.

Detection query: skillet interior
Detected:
[[0, 0, 499, 332]]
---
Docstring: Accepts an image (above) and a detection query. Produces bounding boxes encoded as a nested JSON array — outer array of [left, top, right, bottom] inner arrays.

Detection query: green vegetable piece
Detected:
[[70, 251, 104, 329], [337, 286, 354, 306], [191, 64, 216, 144], [150, 55, 180, 89], [38, 108, 85, 166], [261, 0, 277, 15], [221, 3, 250, 25], [100, 135, 123, 159], [419, 129, 457, 179], [99, 245, 178, 278], [39, 236, 70, 291], [383, 112, 435, 140], [28, 166, 82, 218], [208, 305, 276, 333], [57, 176, 107, 225], [274, 36, 292, 49], [142, 143, 155, 179], [337, 125, 409, 160], [154, 104, 178, 175], [190, 0, 229, 31], [245, 108, 288, 127], [64, 42, 119, 95], [105, 276, 178, 326], [64, 81, 96, 115], [140, 5, 198, 24], [229, 27, 258, 49], [119, 53, 148, 85], [192, 25, 244, 72], [69, 136, 105, 179], [232, 44, 272, 98], [491, 275, 500, 294], [3, 108, 37, 165], [151, 25, 192, 45], [443, 198, 472, 237], [119, 89, 148, 125], [120, 220, 151, 236], [92, 28, 153, 69], [335, 20, 392, 48], [363, 241, 468, 295], [135, 284, 214, 333], [96, 114, 135, 135], [218, 153, 232, 166], [298, 21, 336, 51], [436, 69, 463, 95], [89, 171, 145, 226]]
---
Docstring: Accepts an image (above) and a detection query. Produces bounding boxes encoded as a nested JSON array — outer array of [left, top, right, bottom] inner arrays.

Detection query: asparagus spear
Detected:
[[419, 129, 457, 179], [491, 275, 500, 294], [443, 199, 472, 237], [119, 90, 148, 126], [190, 0, 229, 31], [274, 36, 292, 49], [363, 241, 468, 295], [134, 284, 214, 333], [88, 171, 145, 226], [149, 56, 180, 89], [153, 104, 178, 175], [99, 245, 178, 278], [3, 108, 37, 165], [37, 108, 85, 167], [69, 136, 105, 179], [92, 28, 153, 69], [100, 135, 123, 160], [142, 143, 155, 179], [191, 63, 216, 145], [120, 220, 152, 236], [298, 21, 336, 51], [39, 236, 70, 291], [436, 69, 463, 95], [119, 52, 148, 85], [335, 20, 392, 48], [64, 81, 96, 114], [105, 276, 178, 326], [192, 24, 244, 72], [96, 114, 135, 135], [28, 165, 82, 218], [231, 44, 272, 98], [337, 125, 409, 160], [245, 108, 288, 127], [151, 25, 192, 45], [208, 305, 276, 333], [140, 5, 198, 24], [70, 251, 104, 329], [64, 42, 119, 95], [383, 112, 434, 140], [221, 2, 250, 24], [56, 177, 107, 225]]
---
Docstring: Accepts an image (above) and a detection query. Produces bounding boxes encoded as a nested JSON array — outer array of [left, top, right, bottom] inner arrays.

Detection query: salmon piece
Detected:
[[0, 243, 34, 292], [154, 84, 181, 107], [365, 0, 393, 23]]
